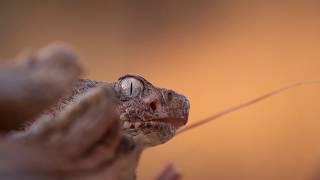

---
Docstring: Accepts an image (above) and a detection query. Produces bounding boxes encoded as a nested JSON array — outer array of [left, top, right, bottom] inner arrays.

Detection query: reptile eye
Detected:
[[120, 77, 143, 97]]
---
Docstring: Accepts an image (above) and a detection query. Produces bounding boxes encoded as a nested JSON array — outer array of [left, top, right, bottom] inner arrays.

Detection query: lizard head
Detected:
[[113, 74, 190, 147]]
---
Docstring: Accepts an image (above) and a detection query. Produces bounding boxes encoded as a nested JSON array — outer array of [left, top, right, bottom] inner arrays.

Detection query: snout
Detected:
[[182, 97, 190, 125], [163, 89, 190, 128]]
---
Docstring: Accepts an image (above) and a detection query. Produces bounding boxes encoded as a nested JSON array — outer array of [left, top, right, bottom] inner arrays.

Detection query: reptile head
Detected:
[[113, 74, 189, 147]]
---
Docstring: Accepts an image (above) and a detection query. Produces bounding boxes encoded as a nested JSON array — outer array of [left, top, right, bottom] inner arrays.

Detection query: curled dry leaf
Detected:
[[0, 44, 82, 132], [156, 164, 181, 180]]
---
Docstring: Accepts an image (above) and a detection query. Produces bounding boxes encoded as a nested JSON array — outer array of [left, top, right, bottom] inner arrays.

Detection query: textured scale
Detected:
[[36, 74, 190, 147]]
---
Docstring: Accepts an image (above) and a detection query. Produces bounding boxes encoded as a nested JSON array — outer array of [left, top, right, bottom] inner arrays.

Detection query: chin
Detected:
[[122, 121, 176, 147]]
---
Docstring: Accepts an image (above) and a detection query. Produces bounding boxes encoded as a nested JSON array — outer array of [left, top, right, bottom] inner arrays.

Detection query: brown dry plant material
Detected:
[[0, 44, 143, 180], [0, 44, 82, 132]]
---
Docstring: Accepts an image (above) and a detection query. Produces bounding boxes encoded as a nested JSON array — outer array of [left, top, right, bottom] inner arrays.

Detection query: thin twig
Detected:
[[177, 80, 320, 135]]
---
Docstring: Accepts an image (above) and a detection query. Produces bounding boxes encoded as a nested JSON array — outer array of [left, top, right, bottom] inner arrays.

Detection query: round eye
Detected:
[[120, 77, 143, 97]]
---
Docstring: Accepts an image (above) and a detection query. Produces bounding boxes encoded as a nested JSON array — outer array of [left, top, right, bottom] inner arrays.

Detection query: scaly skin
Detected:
[[33, 74, 190, 147]]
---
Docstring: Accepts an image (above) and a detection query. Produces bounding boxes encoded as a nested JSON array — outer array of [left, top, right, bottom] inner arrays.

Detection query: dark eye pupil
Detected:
[[120, 77, 142, 97], [130, 82, 133, 96]]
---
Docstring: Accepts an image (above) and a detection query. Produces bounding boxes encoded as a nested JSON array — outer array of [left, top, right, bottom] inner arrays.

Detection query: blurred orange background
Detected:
[[1, 1, 320, 179]]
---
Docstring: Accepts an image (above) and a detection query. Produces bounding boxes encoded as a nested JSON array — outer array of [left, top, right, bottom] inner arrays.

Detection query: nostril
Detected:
[[167, 91, 173, 102], [150, 101, 157, 111]]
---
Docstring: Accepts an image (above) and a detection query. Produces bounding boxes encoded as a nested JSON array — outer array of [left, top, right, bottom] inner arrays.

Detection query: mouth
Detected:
[[121, 117, 187, 146], [122, 117, 186, 130], [149, 117, 186, 129]]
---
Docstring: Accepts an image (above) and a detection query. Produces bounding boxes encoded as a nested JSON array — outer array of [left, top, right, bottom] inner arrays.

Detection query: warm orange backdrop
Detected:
[[1, 1, 320, 180]]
